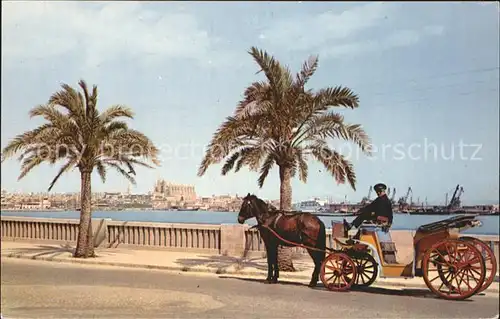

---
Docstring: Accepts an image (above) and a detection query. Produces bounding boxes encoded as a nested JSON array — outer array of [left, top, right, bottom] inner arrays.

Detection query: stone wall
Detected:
[[1, 216, 498, 269]]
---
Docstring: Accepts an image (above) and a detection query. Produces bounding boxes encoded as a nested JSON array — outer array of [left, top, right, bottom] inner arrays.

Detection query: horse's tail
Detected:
[[312, 219, 327, 265], [317, 219, 327, 250]]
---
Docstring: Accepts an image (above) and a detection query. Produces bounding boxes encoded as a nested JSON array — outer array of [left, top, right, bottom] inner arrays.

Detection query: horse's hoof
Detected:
[[308, 282, 317, 288], [264, 280, 272, 284]]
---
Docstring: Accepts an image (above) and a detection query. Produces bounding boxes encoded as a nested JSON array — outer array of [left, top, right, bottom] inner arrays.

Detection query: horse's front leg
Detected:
[[264, 243, 273, 284], [270, 244, 279, 283]]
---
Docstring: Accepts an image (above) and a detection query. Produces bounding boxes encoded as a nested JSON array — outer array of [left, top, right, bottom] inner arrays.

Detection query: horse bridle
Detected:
[[244, 198, 272, 225], [244, 198, 282, 229]]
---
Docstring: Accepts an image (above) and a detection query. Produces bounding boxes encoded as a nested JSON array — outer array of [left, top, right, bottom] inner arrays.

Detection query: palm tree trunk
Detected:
[[74, 169, 95, 258], [277, 165, 296, 272]]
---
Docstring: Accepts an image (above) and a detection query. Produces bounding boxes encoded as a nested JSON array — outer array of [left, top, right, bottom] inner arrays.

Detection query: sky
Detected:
[[1, 1, 499, 205]]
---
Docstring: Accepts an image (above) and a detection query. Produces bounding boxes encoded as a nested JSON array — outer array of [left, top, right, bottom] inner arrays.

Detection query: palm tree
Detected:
[[1, 80, 160, 258], [198, 47, 372, 271]]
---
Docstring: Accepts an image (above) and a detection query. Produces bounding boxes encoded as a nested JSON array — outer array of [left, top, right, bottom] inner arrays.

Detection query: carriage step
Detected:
[[380, 241, 398, 252], [380, 241, 399, 264]]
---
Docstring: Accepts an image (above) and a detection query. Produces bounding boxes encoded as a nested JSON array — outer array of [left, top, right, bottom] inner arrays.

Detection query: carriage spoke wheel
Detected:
[[320, 253, 357, 292], [352, 253, 378, 287], [423, 239, 486, 300], [459, 237, 498, 294]]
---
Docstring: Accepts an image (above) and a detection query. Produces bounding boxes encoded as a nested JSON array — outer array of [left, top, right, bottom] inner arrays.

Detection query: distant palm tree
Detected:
[[198, 47, 372, 271], [1, 80, 160, 258]]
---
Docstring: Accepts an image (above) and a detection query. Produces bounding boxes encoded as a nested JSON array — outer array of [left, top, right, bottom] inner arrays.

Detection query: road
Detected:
[[1, 259, 499, 319]]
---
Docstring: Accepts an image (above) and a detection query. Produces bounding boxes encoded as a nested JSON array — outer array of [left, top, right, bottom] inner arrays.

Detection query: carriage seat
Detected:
[[416, 215, 477, 233]]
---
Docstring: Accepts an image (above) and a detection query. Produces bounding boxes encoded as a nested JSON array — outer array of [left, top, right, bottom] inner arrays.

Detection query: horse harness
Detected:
[[261, 212, 309, 243], [271, 212, 284, 229], [265, 211, 292, 229]]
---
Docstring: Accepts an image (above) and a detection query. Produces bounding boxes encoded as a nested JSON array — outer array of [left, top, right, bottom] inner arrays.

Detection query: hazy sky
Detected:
[[1, 2, 499, 205]]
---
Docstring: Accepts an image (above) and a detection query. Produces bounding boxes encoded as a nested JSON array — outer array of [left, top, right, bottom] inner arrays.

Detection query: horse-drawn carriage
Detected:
[[320, 215, 497, 300], [238, 194, 497, 301]]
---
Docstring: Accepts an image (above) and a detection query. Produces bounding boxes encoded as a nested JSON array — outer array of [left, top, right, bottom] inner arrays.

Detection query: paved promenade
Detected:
[[1, 240, 499, 292], [2, 258, 499, 318]]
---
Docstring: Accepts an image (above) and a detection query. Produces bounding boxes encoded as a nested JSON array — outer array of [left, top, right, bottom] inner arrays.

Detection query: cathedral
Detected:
[[153, 179, 197, 202]]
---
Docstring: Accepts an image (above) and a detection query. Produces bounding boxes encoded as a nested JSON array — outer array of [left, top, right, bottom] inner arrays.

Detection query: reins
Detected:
[[257, 224, 336, 254]]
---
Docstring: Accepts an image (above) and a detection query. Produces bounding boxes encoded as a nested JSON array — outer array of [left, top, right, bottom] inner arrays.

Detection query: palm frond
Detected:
[[1, 124, 55, 160], [221, 152, 241, 175], [315, 86, 360, 109], [48, 158, 78, 191], [197, 117, 259, 176], [296, 112, 371, 154], [234, 81, 271, 118], [290, 86, 359, 144], [105, 162, 136, 185], [101, 129, 160, 165], [257, 154, 275, 188], [309, 143, 356, 190], [102, 157, 153, 170], [248, 47, 291, 93], [48, 84, 84, 123], [105, 121, 129, 134], [234, 147, 265, 172], [99, 105, 134, 124], [18, 155, 44, 180], [78, 80, 98, 121], [96, 160, 106, 183], [295, 148, 308, 183], [295, 55, 319, 88]]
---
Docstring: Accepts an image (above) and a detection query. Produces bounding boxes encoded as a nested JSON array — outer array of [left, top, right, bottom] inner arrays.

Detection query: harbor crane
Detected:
[[446, 184, 464, 211], [390, 188, 397, 204], [360, 186, 373, 205], [398, 187, 413, 211]]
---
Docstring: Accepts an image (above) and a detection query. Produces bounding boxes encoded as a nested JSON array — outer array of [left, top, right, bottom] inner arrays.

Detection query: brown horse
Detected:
[[237, 193, 327, 288]]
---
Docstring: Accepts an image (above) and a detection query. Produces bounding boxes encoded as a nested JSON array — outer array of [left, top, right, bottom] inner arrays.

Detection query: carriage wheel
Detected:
[[352, 252, 378, 287], [459, 236, 498, 293], [422, 239, 486, 300], [320, 253, 357, 292]]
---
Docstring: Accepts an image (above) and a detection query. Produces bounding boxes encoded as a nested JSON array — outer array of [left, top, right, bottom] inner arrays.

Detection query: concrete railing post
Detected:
[[92, 218, 111, 248], [220, 224, 248, 257]]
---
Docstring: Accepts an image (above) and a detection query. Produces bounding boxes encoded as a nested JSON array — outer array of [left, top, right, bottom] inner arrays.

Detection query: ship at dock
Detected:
[[395, 184, 498, 216], [293, 184, 498, 216]]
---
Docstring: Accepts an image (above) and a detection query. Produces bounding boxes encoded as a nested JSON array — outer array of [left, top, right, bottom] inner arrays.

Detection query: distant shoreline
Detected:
[[1, 208, 497, 216], [0, 208, 234, 213]]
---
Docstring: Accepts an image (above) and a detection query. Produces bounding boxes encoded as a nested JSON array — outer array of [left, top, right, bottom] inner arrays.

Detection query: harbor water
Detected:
[[1, 209, 498, 235]]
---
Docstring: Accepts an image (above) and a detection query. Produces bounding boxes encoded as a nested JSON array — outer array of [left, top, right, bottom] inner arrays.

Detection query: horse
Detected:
[[237, 193, 327, 288]]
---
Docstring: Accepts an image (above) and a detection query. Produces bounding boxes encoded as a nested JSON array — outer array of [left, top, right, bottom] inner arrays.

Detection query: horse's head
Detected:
[[237, 193, 269, 224]]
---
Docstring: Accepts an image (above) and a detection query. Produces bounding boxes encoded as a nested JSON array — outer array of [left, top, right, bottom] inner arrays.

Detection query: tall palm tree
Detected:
[[1, 80, 160, 258], [198, 47, 372, 271]]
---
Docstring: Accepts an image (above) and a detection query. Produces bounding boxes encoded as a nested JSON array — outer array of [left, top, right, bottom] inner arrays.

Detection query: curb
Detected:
[[3, 253, 499, 293]]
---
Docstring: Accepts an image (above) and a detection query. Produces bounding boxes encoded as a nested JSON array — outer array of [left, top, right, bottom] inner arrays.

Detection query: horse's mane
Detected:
[[247, 194, 300, 217], [268, 203, 278, 212]]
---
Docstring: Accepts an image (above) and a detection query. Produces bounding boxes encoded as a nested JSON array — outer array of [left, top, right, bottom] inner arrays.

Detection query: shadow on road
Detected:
[[349, 286, 469, 301], [219, 275, 306, 287], [218, 276, 474, 301], [4, 244, 126, 259], [176, 255, 268, 272], [4, 243, 75, 259]]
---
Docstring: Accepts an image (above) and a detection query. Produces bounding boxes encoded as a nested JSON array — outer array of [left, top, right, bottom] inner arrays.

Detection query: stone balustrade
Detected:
[[1, 216, 498, 268]]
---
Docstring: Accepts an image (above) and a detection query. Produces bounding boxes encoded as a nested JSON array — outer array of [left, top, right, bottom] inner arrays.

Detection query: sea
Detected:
[[1, 209, 499, 236]]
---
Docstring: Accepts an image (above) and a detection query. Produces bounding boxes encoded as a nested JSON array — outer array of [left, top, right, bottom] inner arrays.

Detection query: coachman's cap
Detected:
[[374, 183, 387, 192]]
